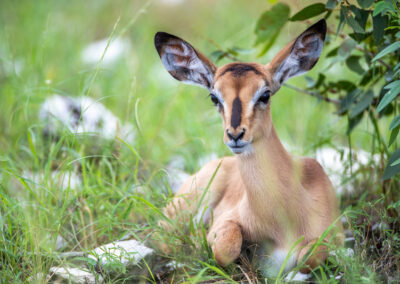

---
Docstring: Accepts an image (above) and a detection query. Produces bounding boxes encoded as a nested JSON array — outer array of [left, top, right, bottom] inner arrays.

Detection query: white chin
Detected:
[[229, 144, 253, 155]]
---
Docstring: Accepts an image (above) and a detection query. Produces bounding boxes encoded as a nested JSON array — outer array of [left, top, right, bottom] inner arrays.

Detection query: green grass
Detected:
[[1, 0, 399, 283]]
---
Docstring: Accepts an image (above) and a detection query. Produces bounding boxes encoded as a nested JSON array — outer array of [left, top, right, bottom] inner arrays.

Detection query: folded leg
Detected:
[[207, 221, 242, 266]]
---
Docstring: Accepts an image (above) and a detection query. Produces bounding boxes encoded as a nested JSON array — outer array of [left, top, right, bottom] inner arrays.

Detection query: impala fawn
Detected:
[[154, 19, 344, 276]]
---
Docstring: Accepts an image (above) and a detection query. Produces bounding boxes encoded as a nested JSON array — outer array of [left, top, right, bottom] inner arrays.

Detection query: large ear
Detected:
[[154, 32, 217, 90], [269, 19, 326, 85]]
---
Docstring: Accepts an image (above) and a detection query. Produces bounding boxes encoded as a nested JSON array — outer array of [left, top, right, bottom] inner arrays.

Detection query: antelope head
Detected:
[[154, 20, 326, 154]]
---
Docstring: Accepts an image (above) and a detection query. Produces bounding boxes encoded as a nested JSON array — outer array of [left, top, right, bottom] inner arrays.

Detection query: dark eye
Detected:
[[210, 94, 220, 106], [257, 91, 270, 105]]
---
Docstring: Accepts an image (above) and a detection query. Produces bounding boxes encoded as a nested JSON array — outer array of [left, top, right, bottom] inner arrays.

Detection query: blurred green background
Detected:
[[0, 0, 389, 282], [0, 0, 373, 170]]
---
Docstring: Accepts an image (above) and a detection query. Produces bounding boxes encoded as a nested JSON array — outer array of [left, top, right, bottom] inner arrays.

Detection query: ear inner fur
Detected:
[[269, 19, 326, 85], [154, 32, 216, 90]]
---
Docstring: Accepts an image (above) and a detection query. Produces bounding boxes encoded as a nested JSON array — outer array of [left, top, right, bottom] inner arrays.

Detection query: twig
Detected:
[[355, 46, 391, 69], [238, 265, 253, 284], [283, 83, 341, 105], [205, 38, 242, 62]]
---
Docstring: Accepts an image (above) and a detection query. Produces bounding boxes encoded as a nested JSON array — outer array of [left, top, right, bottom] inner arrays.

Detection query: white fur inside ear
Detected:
[[274, 34, 323, 84], [161, 40, 214, 90]]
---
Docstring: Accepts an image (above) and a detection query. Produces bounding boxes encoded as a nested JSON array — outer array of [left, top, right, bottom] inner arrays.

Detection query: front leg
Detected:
[[207, 221, 242, 266], [297, 238, 328, 273]]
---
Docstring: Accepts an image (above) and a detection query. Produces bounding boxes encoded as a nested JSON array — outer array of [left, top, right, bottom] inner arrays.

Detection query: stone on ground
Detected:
[[47, 267, 103, 284], [88, 240, 155, 275]]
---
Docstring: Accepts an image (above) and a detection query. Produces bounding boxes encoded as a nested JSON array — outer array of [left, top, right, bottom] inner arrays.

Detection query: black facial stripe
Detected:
[[231, 97, 242, 129], [220, 64, 262, 77]]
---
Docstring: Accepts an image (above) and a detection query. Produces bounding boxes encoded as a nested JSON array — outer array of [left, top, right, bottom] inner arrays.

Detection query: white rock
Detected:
[[56, 235, 68, 251], [165, 156, 191, 193], [159, 0, 185, 5], [0, 58, 23, 77], [335, 272, 344, 280], [27, 273, 45, 282], [166, 167, 190, 194], [81, 38, 131, 66], [168, 155, 186, 171], [314, 147, 379, 195], [345, 237, 355, 245], [197, 153, 219, 168], [48, 267, 103, 284], [39, 95, 135, 143], [372, 222, 389, 232], [88, 240, 154, 267], [344, 229, 353, 238]]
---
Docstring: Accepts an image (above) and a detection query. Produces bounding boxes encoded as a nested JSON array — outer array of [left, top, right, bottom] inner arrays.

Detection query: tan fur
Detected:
[[156, 20, 343, 274]]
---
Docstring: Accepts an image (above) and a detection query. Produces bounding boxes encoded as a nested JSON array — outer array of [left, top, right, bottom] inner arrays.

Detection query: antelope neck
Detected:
[[237, 123, 295, 212]]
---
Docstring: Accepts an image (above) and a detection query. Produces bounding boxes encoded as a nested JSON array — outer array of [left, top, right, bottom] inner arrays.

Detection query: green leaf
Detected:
[[305, 73, 325, 89], [388, 200, 400, 209], [372, 42, 400, 61], [373, 1, 396, 16], [338, 38, 356, 58], [337, 80, 357, 91], [382, 148, 400, 180], [346, 55, 365, 74], [349, 90, 374, 118], [229, 47, 254, 55], [372, 14, 388, 44], [394, 63, 400, 77], [257, 31, 279, 57], [360, 66, 379, 86], [347, 15, 366, 33], [349, 5, 369, 31], [357, 0, 375, 8], [326, 46, 339, 57], [326, 0, 340, 10], [255, 3, 290, 45], [349, 31, 371, 43], [337, 5, 347, 35], [347, 5, 370, 41], [289, 3, 326, 21], [377, 81, 400, 112], [347, 112, 364, 134], [338, 89, 361, 115], [384, 80, 400, 90], [392, 158, 400, 167], [389, 127, 399, 147], [390, 114, 400, 130], [210, 50, 226, 62]]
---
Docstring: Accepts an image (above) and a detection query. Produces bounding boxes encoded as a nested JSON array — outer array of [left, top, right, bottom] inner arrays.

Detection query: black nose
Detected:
[[227, 129, 245, 142]]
